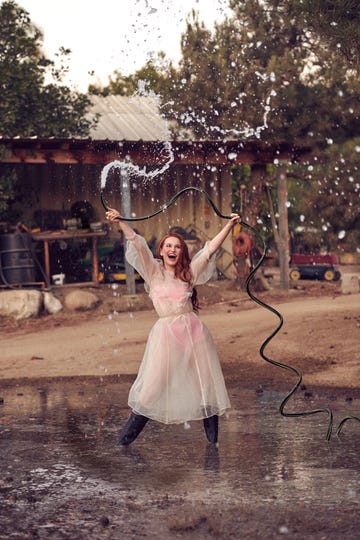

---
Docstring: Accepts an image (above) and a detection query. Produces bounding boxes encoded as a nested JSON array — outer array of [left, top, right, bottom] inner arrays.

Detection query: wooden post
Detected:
[[277, 164, 290, 290], [91, 236, 100, 286], [264, 183, 280, 250], [121, 171, 136, 295]]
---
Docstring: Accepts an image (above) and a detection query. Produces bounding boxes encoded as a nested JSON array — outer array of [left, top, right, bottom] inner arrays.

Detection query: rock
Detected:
[[64, 290, 100, 311], [341, 274, 360, 294], [43, 291, 63, 314], [0, 290, 43, 320]]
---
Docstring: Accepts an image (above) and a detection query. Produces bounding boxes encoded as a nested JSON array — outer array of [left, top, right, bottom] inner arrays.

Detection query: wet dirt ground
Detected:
[[0, 378, 359, 539], [1, 272, 360, 539]]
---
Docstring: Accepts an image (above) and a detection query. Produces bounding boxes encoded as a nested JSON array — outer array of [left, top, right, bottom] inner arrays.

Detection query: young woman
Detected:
[[106, 208, 240, 446]]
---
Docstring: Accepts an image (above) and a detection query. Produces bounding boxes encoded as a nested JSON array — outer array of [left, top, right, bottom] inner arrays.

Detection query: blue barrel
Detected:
[[0, 233, 36, 285]]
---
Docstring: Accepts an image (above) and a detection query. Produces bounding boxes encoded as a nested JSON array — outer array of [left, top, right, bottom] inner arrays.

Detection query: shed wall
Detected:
[[3, 161, 234, 275]]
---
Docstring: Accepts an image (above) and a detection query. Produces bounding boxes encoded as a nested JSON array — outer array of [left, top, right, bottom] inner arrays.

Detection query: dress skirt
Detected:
[[128, 311, 231, 424]]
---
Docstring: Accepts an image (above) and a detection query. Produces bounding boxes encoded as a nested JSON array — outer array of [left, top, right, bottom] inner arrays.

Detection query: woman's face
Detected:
[[160, 236, 182, 271]]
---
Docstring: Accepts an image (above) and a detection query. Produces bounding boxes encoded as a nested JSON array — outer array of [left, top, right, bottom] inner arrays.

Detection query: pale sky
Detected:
[[17, 0, 231, 92]]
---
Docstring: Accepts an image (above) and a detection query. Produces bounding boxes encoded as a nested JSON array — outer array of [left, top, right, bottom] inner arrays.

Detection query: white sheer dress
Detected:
[[125, 234, 231, 424]]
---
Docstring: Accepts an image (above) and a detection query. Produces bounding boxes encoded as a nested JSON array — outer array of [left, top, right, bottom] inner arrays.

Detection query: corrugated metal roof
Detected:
[[89, 95, 170, 141]]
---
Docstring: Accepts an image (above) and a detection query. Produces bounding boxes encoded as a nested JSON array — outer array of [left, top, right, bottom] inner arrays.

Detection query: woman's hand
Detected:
[[229, 213, 241, 227], [208, 213, 242, 256], [105, 208, 121, 223]]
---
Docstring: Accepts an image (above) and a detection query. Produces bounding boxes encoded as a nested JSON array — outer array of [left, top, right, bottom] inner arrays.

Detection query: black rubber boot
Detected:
[[203, 415, 219, 444], [116, 412, 149, 446]]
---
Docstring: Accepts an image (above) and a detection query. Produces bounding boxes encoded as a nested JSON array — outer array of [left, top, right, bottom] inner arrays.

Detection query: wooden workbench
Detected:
[[32, 229, 107, 287]]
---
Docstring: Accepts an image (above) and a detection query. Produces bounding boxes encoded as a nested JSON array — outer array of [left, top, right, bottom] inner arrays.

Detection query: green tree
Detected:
[[286, 0, 360, 72], [89, 55, 176, 99], [289, 139, 360, 252], [95, 1, 359, 148], [0, 1, 98, 220], [160, 1, 359, 252], [89, 69, 137, 97], [0, 1, 95, 137], [0, 165, 16, 214], [161, 1, 359, 146], [89, 1, 359, 252]]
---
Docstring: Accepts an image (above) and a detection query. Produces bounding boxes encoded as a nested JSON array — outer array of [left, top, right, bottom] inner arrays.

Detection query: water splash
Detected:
[[100, 141, 174, 191], [162, 85, 277, 139], [100, 74, 277, 193]]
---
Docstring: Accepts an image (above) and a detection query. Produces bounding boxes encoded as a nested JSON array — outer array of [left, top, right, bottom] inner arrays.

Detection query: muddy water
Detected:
[[0, 378, 359, 539]]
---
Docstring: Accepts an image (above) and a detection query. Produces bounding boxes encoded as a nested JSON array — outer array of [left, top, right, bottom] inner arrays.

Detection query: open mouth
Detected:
[[168, 254, 176, 260]]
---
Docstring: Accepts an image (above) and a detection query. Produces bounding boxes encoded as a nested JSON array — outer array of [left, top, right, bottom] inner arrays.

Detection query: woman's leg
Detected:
[[203, 415, 219, 444], [116, 411, 149, 446]]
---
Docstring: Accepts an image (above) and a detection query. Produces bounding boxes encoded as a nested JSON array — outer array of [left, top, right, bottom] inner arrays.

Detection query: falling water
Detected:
[[100, 73, 277, 193]]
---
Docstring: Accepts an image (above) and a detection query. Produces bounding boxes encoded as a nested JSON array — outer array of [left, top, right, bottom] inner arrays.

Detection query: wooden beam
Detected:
[[277, 164, 290, 290], [0, 139, 312, 166]]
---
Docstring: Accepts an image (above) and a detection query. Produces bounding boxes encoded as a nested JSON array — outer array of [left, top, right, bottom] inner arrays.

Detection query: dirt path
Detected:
[[1, 290, 359, 396], [1, 286, 359, 540]]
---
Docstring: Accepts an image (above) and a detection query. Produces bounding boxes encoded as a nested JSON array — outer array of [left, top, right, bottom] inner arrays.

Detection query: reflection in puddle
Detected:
[[1, 379, 359, 517]]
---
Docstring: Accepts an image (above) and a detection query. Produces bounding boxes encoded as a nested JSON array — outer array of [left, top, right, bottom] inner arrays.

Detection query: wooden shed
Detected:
[[0, 96, 311, 287]]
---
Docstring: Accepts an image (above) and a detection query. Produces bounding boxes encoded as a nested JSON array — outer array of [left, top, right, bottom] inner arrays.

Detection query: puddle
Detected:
[[0, 379, 359, 539]]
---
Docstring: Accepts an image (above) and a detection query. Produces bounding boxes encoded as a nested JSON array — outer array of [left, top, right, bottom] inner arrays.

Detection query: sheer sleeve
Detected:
[[190, 241, 217, 285], [125, 234, 158, 283]]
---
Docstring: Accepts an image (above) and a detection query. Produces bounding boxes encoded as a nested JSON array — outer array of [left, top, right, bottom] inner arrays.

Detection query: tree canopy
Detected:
[[91, 0, 359, 252], [0, 1, 95, 138], [287, 138, 360, 252], [93, 1, 359, 147], [286, 0, 360, 72], [162, 0, 359, 145]]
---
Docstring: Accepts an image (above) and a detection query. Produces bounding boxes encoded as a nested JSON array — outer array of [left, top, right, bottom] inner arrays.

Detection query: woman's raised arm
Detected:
[[105, 208, 135, 240], [208, 214, 241, 257]]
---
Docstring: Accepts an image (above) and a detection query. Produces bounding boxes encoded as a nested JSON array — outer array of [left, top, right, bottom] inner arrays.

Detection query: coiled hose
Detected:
[[101, 185, 359, 440]]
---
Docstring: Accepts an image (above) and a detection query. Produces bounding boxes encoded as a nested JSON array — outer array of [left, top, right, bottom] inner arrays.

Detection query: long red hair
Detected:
[[157, 232, 199, 312]]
